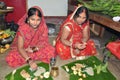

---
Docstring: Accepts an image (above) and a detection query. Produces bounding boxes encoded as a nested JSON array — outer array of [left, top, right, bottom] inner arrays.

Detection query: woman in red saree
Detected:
[[56, 5, 96, 60], [6, 6, 55, 69]]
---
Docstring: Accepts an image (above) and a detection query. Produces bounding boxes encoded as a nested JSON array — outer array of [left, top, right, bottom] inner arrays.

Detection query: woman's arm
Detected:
[[73, 25, 89, 50], [60, 26, 72, 46], [18, 35, 38, 70], [82, 25, 90, 42], [17, 35, 30, 60]]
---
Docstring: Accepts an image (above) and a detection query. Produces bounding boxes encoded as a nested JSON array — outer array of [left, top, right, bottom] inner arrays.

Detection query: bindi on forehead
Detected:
[[34, 11, 39, 19], [35, 11, 38, 16], [82, 9, 86, 13]]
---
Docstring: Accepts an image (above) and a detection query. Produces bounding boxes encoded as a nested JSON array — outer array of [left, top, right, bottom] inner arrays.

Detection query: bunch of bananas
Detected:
[[78, 0, 120, 17]]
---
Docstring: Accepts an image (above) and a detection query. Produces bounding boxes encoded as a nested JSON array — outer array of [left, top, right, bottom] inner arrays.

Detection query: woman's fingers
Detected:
[[78, 43, 86, 49]]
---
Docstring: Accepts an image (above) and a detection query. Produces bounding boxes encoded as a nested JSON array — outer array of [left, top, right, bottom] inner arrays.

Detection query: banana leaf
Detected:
[[61, 56, 116, 80], [5, 62, 53, 80]]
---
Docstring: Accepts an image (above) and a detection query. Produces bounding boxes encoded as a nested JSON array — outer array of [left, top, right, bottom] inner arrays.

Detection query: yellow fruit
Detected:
[[0, 30, 4, 35], [2, 33, 10, 38], [5, 44, 10, 49], [0, 36, 2, 39], [0, 48, 6, 53]]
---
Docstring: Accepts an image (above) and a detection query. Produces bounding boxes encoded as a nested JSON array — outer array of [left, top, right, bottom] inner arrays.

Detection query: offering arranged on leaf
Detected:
[[5, 62, 53, 80], [62, 56, 116, 80], [20, 66, 50, 80], [64, 63, 94, 79]]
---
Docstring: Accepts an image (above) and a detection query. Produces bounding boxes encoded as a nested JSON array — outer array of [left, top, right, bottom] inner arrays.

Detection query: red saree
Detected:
[[56, 7, 96, 60], [106, 40, 120, 59], [6, 6, 55, 67]]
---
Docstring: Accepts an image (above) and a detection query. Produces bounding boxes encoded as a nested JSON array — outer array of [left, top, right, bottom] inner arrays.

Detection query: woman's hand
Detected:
[[26, 46, 39, 53], [25, 46, 33, 53], [29, 60, 38, 71], [75, 42, 87, 50]]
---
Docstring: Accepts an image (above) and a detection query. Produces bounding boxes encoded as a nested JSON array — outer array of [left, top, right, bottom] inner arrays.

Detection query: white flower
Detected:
[[43, 72, 50, 78], [113, 16, 120, 22]]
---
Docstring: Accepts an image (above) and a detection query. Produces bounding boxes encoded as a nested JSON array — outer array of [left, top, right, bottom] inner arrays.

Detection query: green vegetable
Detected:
[[94, 62, 108, 74], [3, 29, 16, 38], [78, 0, 120, 17]]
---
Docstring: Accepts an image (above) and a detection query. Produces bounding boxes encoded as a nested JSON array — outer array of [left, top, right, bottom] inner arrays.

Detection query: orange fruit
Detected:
[[5, 44, 10, 49], [0, 48, 6, 53], [2, 33, 9, 38]]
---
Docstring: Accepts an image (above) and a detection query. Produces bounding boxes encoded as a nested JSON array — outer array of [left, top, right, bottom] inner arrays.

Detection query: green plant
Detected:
[[3, 29, 16, 38], [78, 0, 120, 17], [94, 62, 108, 74]]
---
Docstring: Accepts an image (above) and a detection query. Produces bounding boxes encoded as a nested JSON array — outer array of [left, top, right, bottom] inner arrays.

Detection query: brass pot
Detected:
[[50, 67, 59, 77]]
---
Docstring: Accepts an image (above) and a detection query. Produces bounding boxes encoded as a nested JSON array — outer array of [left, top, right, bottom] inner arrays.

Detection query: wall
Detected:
[[28, 0, 68, 16], [3, 0, 27, 23]]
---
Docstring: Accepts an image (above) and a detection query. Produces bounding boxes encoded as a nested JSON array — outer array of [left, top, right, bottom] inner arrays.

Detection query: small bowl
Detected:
[[7, 7, 14, 10], [112, 16, 120, 22]]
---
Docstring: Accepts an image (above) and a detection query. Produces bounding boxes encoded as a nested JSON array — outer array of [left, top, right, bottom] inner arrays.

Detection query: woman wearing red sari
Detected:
[[56, 5, 96, 60], [6, 6, 55, 70]]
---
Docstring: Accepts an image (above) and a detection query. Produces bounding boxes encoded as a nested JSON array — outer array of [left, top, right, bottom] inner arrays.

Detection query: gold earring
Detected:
[[27, 21, 29, 23]]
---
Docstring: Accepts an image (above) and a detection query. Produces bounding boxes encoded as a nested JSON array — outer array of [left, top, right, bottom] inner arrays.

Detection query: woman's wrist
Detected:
[[31, 47, 39, 52], [25, 57, 32, 63], [71, 43, 77, 49]]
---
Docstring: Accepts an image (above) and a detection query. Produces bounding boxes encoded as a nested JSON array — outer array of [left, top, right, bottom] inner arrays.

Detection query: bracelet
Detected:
[[25, 57, 32, 63]]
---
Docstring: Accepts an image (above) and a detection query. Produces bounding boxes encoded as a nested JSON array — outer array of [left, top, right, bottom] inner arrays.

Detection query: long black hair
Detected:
[[25, 7, 42, 23], [73, 6, 89, 23]]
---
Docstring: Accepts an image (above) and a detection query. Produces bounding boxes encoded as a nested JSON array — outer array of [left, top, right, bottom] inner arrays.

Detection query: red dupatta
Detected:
[[12, 6, 49, 49], [6, 6, 56, 67], [56, 5, 88, 41]]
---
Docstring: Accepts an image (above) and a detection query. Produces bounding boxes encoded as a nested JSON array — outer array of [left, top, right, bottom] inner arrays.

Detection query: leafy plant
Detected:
[[94, 62, 108, 74], [78, 0, 120, 17], [3, 29, 16, 38]]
